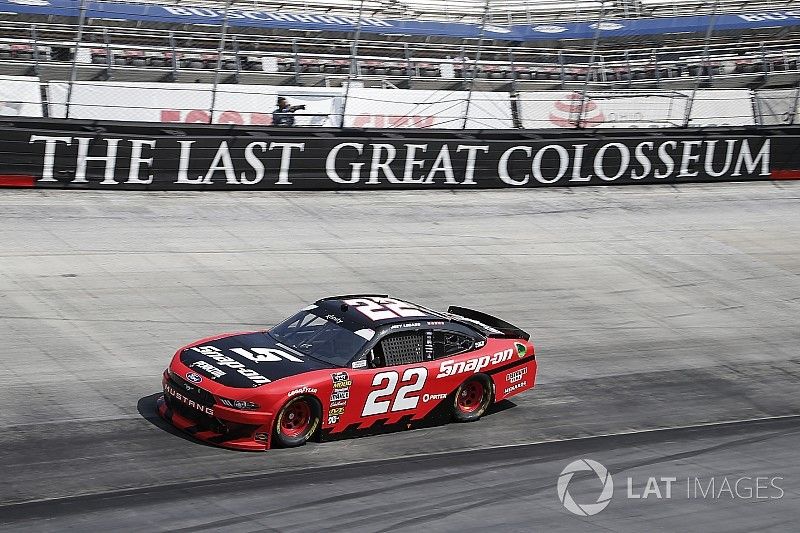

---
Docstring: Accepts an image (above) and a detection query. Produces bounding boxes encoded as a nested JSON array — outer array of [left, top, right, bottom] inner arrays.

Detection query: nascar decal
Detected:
[[514, 342, 528, 357], [190, 360, 226, 379], [506, 367, 527, 384], [422, 392, 447, 403], [504, 381, 527, 395], [328, 405, 346, 424], [329, 372, 351, 423], [436, 348, 513, 378], [288, 386, 318, 397]]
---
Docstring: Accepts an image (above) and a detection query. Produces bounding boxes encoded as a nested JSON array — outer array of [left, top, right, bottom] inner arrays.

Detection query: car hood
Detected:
[[179, 332, 333, 388]]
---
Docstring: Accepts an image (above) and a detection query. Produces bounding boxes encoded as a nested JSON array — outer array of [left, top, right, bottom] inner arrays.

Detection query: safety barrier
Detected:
[[1, 117, 798, 190], [3, 76, 800, 128]]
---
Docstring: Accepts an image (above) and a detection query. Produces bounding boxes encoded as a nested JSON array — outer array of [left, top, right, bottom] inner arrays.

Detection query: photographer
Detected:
[[272, 96, 306, 127]]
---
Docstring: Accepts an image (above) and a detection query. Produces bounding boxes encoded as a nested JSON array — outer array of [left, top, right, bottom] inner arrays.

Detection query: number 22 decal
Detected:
[[361, 368, 428, 416], [344, 297, 427, 321]]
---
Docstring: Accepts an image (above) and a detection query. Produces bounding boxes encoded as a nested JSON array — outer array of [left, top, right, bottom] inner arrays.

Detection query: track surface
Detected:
[[1, 183, 799, 531]]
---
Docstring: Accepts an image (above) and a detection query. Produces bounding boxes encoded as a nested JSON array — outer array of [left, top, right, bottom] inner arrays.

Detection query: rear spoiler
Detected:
[[447, 306, 530, 341]]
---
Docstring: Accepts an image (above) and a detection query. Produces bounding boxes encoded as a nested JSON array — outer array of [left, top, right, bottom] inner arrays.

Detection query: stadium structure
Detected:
[[0, 1, 798, 127]]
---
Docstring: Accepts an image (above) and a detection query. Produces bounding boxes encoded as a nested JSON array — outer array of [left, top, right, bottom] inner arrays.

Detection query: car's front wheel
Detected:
[[273, 396, 320, 447], [452, 375, 493, 422]]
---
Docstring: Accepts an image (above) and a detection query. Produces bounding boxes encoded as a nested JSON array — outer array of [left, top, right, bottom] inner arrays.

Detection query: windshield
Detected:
[[269, 311, 369, 366]]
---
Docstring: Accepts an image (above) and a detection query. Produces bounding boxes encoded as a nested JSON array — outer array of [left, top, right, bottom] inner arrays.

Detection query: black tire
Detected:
[[452, 374, 493, 422], [273, 396, 321, 448]]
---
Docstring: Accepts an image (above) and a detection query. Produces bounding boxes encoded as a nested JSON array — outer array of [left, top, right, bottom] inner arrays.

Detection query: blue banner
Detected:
[[3, 0, 800, 41]]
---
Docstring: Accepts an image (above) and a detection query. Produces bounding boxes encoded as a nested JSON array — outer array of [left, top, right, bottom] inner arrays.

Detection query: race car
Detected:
[[158, 295, 537, 450]]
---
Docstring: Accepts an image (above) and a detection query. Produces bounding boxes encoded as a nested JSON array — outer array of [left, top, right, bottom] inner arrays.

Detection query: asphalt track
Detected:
[[1, 182, 799, 531]]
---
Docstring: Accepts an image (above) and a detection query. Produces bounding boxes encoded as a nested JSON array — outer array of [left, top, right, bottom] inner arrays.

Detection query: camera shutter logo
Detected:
[[557, 459, 614, 516]]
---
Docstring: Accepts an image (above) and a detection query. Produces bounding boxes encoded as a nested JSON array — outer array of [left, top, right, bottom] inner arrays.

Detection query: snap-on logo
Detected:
[[549, 93, 605, 128]]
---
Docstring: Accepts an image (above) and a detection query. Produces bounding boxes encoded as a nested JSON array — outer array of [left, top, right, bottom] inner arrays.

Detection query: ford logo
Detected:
[[186, 372, 203, 383]]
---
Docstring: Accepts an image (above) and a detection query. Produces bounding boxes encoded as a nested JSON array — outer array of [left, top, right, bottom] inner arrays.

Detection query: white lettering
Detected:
[[631, 142, 653, 179], [704, 139, 737, 177], [269, 142, 305, 185], [74, 137, 121, 184], [368, 143, 397, 184], [126, 139, 156, 184], [29, 135, 72, 182], [203, 140, 238, 184], [326, 142, 364, 184], [654, 141, 677, 179], [456, 145, 489, 184], [424, 145, 456, 183], [678, 140, 703, 177], [732, 139, 770, 177], [498, 146, 532, 185], [241, 141, 267, 185], [532, 144, 569, 184], [175, 140, 200, 184], [569, 143, 590, 182], [594, 142, 630, 181], [402, 144, 427, 183]]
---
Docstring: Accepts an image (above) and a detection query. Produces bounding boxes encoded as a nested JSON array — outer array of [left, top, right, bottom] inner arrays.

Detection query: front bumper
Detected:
[[158, 372, 275, 451]]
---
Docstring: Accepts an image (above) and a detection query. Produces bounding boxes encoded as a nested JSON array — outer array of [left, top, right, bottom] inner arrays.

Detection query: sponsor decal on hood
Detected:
[[180, 332, 333, 388]]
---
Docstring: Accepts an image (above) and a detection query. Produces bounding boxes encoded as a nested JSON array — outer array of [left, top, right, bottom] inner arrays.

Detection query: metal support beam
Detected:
[[340, 0, 366, 129], [208, 0, 231, 125], [462, 0, 490, 129], [684, 0, 720, 127], [65, 0, 88, 120]]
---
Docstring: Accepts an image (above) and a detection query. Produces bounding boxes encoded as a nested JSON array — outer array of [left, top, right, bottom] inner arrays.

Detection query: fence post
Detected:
[[103, 28, 112, 81], [31, 25, 40, 76], [65, 0, 87, 120], [683, 0, 719, 127], [340, 0, 366, 129], [790, 82, 800, 125], [208, 0, 231, 125], [169, 32, 178, 82], [462, 0, 490, 130], [232, 35, 241, 84], [576, 6, 605, 128]]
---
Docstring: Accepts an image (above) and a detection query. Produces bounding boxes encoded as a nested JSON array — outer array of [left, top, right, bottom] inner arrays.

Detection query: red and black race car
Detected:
[[158, 295, 537, 450]]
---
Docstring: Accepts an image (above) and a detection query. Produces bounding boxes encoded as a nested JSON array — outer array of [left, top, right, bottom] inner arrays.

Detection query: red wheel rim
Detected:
[[457, 381, 485, 413], [280, 400, 312, 438]]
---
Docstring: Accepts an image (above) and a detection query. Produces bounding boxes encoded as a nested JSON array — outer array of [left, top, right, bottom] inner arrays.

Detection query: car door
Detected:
[[349, 328, 433, 426]]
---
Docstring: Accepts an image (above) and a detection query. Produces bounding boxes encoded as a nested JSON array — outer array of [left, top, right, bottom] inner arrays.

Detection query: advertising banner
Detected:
[[47, 82, 512, 129], [342, 88, 513, 129], [754, 89, 799, 125], [517, 90, 754, 129], [48, 82, 344, 126], [0, 75, 44, 118], [1, 120, 795, 190]]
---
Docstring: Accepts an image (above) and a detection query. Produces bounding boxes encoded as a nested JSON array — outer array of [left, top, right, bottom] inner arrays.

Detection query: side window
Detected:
[[432, 331, 475, 359], [371, 331, 426, 367]]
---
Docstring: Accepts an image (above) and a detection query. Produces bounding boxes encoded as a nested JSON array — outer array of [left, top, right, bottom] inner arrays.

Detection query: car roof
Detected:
[[314, 295, 451, 329]]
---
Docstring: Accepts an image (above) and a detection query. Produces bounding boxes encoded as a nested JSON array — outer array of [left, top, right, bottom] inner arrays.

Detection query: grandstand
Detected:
[[0, 0, 798, 126]]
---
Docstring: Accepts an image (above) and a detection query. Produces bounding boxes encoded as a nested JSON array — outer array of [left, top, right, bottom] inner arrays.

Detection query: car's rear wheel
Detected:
[[452, 375, 493, 422], [274, 396, 320, 447]]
